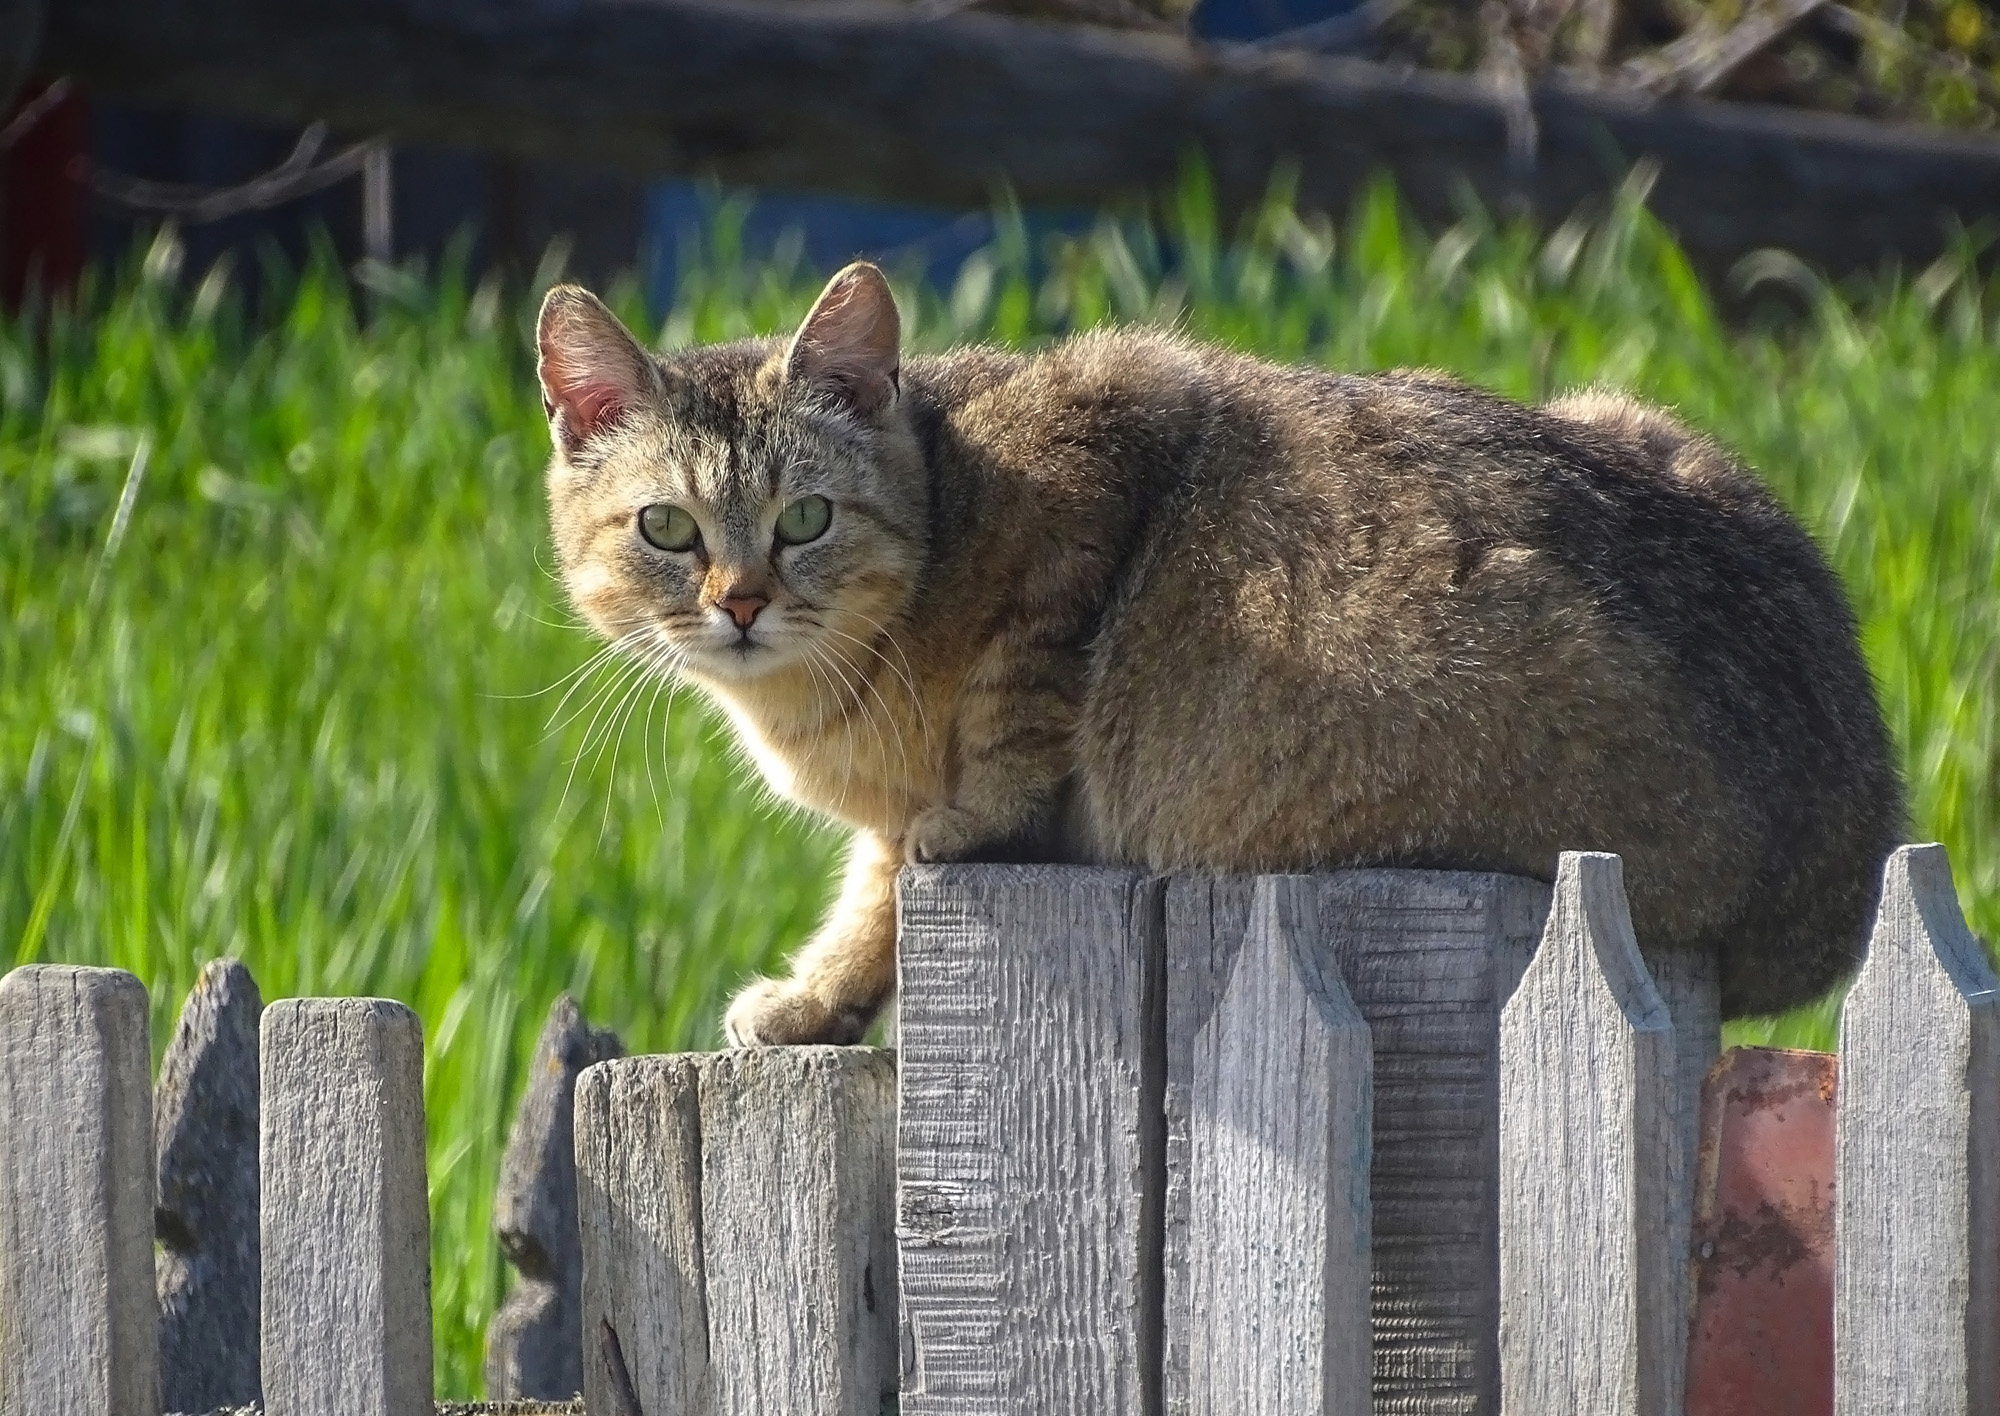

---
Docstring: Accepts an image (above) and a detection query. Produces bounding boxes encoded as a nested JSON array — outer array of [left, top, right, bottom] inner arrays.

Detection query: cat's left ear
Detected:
[[537, 285, 659, 453], [784, 262, 900, 417]]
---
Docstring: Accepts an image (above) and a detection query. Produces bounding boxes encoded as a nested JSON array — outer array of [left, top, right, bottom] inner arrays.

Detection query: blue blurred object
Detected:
[[1191, 0, 1361, 42], [642, 183, 1095, 312]]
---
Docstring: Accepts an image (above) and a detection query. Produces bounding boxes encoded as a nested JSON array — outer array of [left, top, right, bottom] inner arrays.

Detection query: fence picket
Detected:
[[260, 997, 433, 1416], [1165, 868, 1548, 1413], [702, 1048, 898, 1414], [1646, 944, 1721, 1268], [1497, 851, 1682, 1416], [0, 964, 159, 1416], [1164, 874, 1372, 1416], [896, 864, 1165, 1416], [575, 1048, 897, 1416], [155, 956, 264, 1414], [1834, 842, 2000, 1416], [487, 993, 622, 1402], [575, 1054, 712, 1416]]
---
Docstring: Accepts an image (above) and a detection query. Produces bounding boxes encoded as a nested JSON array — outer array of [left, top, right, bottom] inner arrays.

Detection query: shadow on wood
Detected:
[[157, 957, 264, 1415], [487, 993, 623, 1403]]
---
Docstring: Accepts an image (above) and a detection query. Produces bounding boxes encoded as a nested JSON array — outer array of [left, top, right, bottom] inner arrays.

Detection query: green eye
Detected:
[[638, 504, 699, 553], [775, 495, 832, 546]]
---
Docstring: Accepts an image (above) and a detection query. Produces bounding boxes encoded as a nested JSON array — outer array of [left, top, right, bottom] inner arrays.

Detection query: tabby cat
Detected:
[[536, 262, 1903, 1045]]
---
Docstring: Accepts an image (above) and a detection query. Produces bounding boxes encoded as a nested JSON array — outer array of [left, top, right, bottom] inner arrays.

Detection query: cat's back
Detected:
[[1063, 351, 1901, 1017]]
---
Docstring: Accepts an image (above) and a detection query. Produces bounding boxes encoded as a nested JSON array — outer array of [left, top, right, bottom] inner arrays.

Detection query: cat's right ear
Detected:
[[536, 285, 658, 453]]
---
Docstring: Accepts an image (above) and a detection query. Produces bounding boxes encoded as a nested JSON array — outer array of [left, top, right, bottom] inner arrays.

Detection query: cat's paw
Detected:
[[723, 977, 871, 1046], [904, 806, 989, 865]]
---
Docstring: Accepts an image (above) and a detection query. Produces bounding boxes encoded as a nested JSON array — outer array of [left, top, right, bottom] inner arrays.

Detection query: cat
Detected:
[[536, 261, 1904, 1045]]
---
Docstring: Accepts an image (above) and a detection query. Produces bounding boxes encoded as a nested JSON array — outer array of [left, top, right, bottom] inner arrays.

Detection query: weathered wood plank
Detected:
[[156, 957, 264, 1415], [1497, 851, 1682, 1416], [260, 997, 433, 1416], [575, 1054, 711, 1416], [698, 1048, 898, 1416], [1834, 842, 2000, 1416], [574, 1048, 897, 1416], [0, 964, 160, 1416], [896, 864, 1165, 1416], [1649, 945, 1722, 1194], [1646, 939, 1721, 1364], [1166, 869, 1545, 1415], [39, 0, 2000, 279], [1164, 874, 1372, 1416], [486, 993, 622, 1402]]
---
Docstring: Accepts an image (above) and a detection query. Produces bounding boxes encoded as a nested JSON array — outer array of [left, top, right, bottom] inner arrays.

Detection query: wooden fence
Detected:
[[0, 843, 1991, 1415]]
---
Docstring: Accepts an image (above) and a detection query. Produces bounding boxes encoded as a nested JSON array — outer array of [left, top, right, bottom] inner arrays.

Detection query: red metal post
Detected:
[[1685, 1046, 1837, 1416]]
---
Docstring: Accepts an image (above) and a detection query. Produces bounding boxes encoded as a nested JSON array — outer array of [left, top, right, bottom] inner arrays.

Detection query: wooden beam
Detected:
[[0, 965, 159, 1416], [897, 864, 1165, 1416], [1168, 870, 1548, 1415], [38, 0, 2000, 277], [260, 997, 434, 1416], [573, 1047, 898, 1416], [1497, 852, 1684, 1416], [1163, 875, 1372, 1416], [1835, 843, 2000, 1416]]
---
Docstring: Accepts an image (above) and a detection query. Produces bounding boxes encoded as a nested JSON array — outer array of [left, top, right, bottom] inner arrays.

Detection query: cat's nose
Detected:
[[718, 592, 769, 629]]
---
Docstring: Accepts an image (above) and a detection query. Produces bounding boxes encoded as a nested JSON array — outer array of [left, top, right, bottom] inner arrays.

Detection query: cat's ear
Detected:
[[784, 262, 901, 417], [537, 285, 658, 452]]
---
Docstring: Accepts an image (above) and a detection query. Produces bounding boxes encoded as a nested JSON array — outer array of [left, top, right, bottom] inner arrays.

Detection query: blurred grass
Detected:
[[3, 177, 1995, 1393]]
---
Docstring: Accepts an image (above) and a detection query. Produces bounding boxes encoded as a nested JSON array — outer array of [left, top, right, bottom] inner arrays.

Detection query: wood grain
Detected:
[[575, 1048, 897, 1416], [1646, 940, 1720, 1344], [156, 957, 265, 1415], [1164, 874, 1372, 1416], [1834, 843, 2000, 1416], [39, 0, 2000, 279], [576, 1054, 712, 1416], [896, 864, 1165, 1416], [1166, 869, 1545, 1415], [260, 997, 433, 1416], [699, 1048, 898, 1416], [1497, 851, 1682, 1416], [0, 964, 159, 1416]]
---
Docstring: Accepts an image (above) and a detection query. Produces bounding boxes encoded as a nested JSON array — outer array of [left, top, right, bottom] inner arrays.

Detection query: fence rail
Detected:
[[0, 843, 1988, 1415]]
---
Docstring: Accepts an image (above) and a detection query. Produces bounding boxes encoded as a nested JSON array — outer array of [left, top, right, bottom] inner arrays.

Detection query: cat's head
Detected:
[[537, 263, 926, 690]]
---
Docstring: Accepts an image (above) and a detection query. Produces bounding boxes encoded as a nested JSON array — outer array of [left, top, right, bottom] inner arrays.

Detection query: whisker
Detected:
[[798, 645, 859, 817], [521, 624, 653, 715], [639, 662, 672, 828], [541, 626, 660, 734], [595, 646, 664, 847], [554, 654, 655, 819], [482, 620, 649, 704], [811, 638, 909, 803], [813, 617, 935, 761]]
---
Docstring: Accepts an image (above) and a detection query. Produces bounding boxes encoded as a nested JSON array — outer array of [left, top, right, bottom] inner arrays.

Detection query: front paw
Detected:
[[723, 977, 871, 1047], [904, 806, 992, 865]]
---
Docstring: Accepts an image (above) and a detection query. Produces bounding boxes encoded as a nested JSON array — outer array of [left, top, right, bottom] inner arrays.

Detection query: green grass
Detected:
[[4, 179, 1996, 1393]]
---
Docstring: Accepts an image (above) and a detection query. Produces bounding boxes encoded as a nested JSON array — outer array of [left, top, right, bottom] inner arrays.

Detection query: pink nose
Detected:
[[718, 593, 768, 629]]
